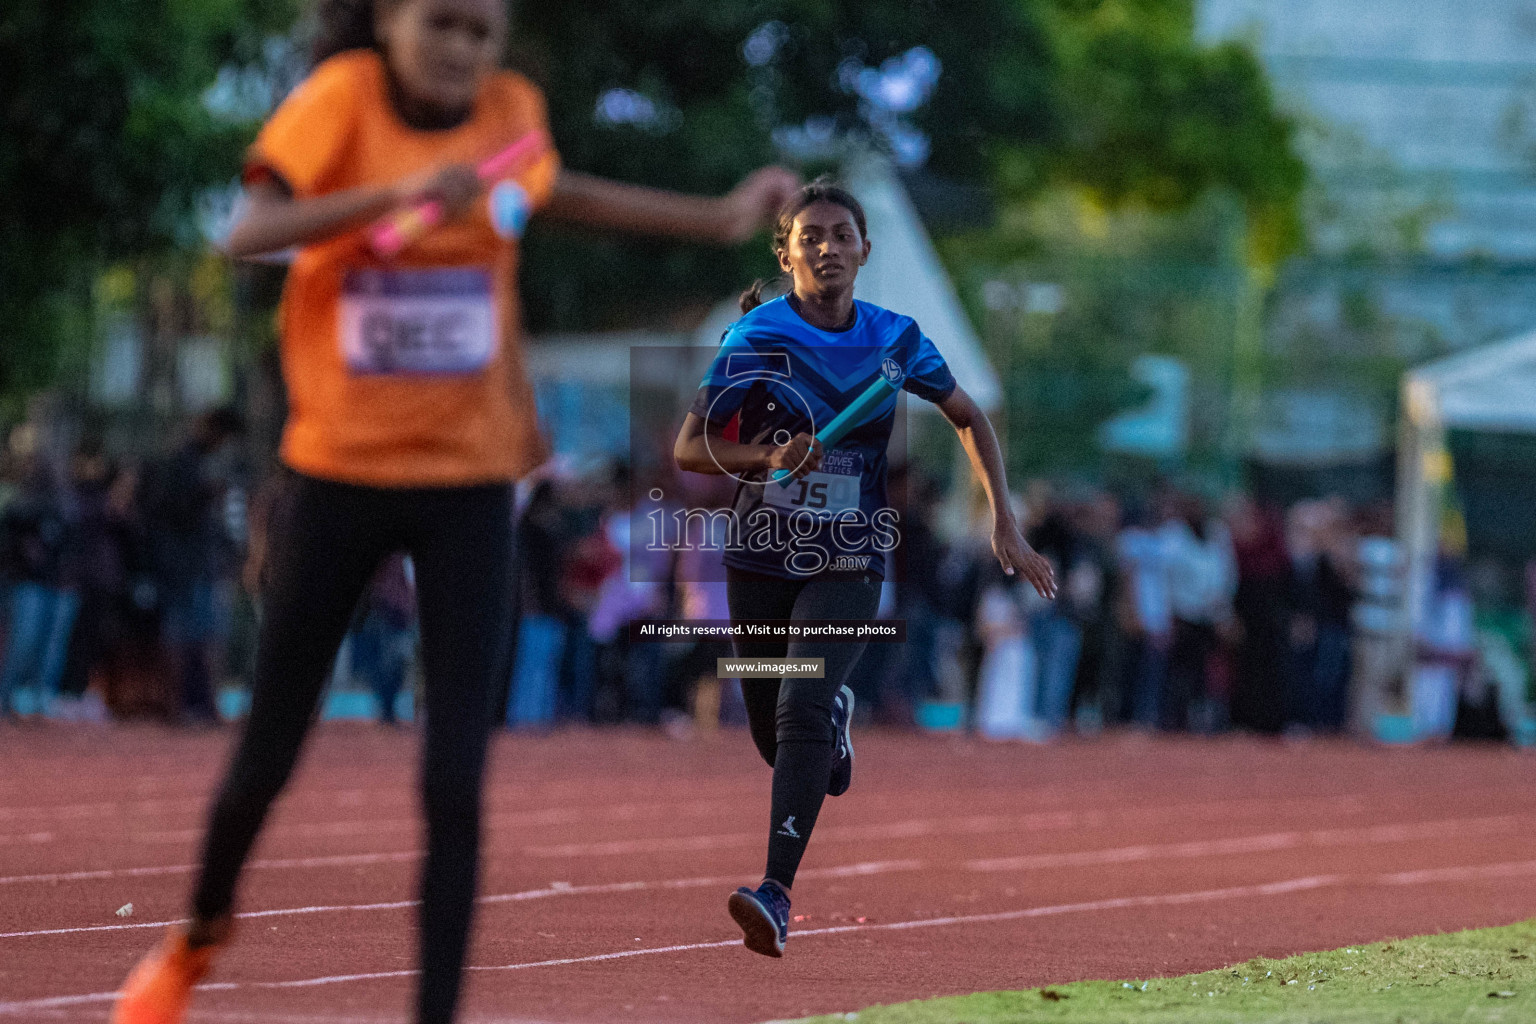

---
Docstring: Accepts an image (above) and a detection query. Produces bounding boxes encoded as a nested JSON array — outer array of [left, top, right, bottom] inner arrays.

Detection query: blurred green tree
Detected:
[[511, 0, 1303, 330], [0, 0, 295, 413], [1037, 0, 1305, 268], [932, 1, 1308, 484], [0, 0, 1303, 428], [939, 190, 1253, 482]]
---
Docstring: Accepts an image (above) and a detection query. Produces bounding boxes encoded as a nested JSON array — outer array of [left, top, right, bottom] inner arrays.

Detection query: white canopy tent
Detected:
[[1395, 329, 1536, 735], [1400, 328, 1536, 621], [1406, 330, 1536, 434]]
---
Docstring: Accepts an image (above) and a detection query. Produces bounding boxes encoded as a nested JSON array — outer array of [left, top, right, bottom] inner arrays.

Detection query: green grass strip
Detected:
[[789, 919, 1536, 1023]]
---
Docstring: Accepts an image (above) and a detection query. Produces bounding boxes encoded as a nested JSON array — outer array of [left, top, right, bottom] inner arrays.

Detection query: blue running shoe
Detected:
[[828, 684, 855, 796], [727, 880, 791, 957]]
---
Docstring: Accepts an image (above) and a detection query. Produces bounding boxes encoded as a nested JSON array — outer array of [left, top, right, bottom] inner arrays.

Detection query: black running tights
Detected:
[[192, 470, 515, 1024], [724, 567, 880, 889]]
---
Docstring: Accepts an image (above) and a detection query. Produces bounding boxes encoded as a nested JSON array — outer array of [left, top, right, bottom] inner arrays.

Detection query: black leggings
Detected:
[[725, 567, 881, 889], [192, 470, 515, 1024]]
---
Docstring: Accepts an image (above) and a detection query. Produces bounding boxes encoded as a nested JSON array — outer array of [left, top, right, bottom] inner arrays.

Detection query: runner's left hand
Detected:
[[719, 166, 802, 243], [992, 521, 1057, 600]]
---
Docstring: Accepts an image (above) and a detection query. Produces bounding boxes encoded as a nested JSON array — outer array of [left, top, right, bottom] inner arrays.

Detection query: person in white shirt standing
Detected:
[[1116, 502, 1174, 728], [1161, 494, 1238, 732]]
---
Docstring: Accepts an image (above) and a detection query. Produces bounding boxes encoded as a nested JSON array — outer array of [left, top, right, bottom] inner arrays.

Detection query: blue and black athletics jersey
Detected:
[[689, 295, 956, 579]]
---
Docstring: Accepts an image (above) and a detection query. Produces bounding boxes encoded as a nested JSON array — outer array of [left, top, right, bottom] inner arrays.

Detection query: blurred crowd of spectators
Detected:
[[486, 462, 1497, 743], [966, 485, 1376, 741], [0, 409, 247, 724], [499, 464, 1522, 743], [0, 424, 1522, 743]]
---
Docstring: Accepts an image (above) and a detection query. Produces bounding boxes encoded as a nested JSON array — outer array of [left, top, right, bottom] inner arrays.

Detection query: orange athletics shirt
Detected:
[[247, 50, 561, 487]]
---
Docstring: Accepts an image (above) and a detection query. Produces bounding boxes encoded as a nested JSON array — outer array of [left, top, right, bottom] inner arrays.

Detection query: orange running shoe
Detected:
[[110, 917, 232, 1024]]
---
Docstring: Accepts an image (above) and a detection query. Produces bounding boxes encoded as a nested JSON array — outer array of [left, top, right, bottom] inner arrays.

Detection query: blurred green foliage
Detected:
[[1038, 0, 1305, 268], [921, 1, 1305, 485], [0, 0, 296, 412], [0, 0, 1303, 423], [513, 0, 1304, 332], [939, 190, 1253, 483], [511, 0, 1041, 330]]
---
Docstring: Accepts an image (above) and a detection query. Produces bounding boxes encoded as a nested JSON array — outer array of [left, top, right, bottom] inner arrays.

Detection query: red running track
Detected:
[[0, 723, 1534, 1023]]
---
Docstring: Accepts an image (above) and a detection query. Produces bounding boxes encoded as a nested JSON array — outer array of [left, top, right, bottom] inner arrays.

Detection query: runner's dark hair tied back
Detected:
[[739, 176, 868, 313]]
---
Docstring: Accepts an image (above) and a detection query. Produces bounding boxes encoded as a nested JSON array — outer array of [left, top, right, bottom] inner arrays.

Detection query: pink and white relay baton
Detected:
[[368, 128, 551, 258]]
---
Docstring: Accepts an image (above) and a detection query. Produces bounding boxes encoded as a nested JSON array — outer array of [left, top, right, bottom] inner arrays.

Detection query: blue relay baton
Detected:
[[772, 360, 904, 486]]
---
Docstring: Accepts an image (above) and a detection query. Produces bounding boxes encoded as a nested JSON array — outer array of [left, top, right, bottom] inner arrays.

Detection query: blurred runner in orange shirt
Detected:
[[110, 2, 797, 1023]]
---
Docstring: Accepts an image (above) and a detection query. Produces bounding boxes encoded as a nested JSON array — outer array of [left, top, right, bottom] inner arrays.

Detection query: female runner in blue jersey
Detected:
[[674, 179, 1057, 957]]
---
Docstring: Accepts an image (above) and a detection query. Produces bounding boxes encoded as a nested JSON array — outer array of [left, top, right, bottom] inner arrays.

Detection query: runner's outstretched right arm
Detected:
[[937, 385, 1057, 599]]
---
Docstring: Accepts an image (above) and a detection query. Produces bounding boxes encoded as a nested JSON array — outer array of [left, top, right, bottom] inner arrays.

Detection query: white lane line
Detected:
[[0, 787, 551, 823], [0, 798, 204, 823], [0, 782, 756, 826], [4, 796, 749, 847], [6, 858, 1536, 1013], [0, 773, 1085, 826], [11, 807, 1529, 940], [0, 993, 121, 1013], [965, 813, 1529, 873], [521, 812, 1105, 858], [11, 806, 1525, 941], [0, 788, 1510, 897], [0, 788, 1470, 891], [131, 804, 637, 846], [133, 821, 418, 846], [0, 791, 1347, 878], [517, 792, 1375, 858], [0, 860, 923, 940], [0, 850, 420, 888], [1378, 859, 1536, 886], [0, 789, 417, 825], [468, 882, 1340, 976], [480, 857, 921, 907]]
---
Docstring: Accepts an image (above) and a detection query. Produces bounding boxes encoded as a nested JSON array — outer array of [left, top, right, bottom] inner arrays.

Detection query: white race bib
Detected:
[[764, 449, 864, 518], [339, 268, 496, 375]]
